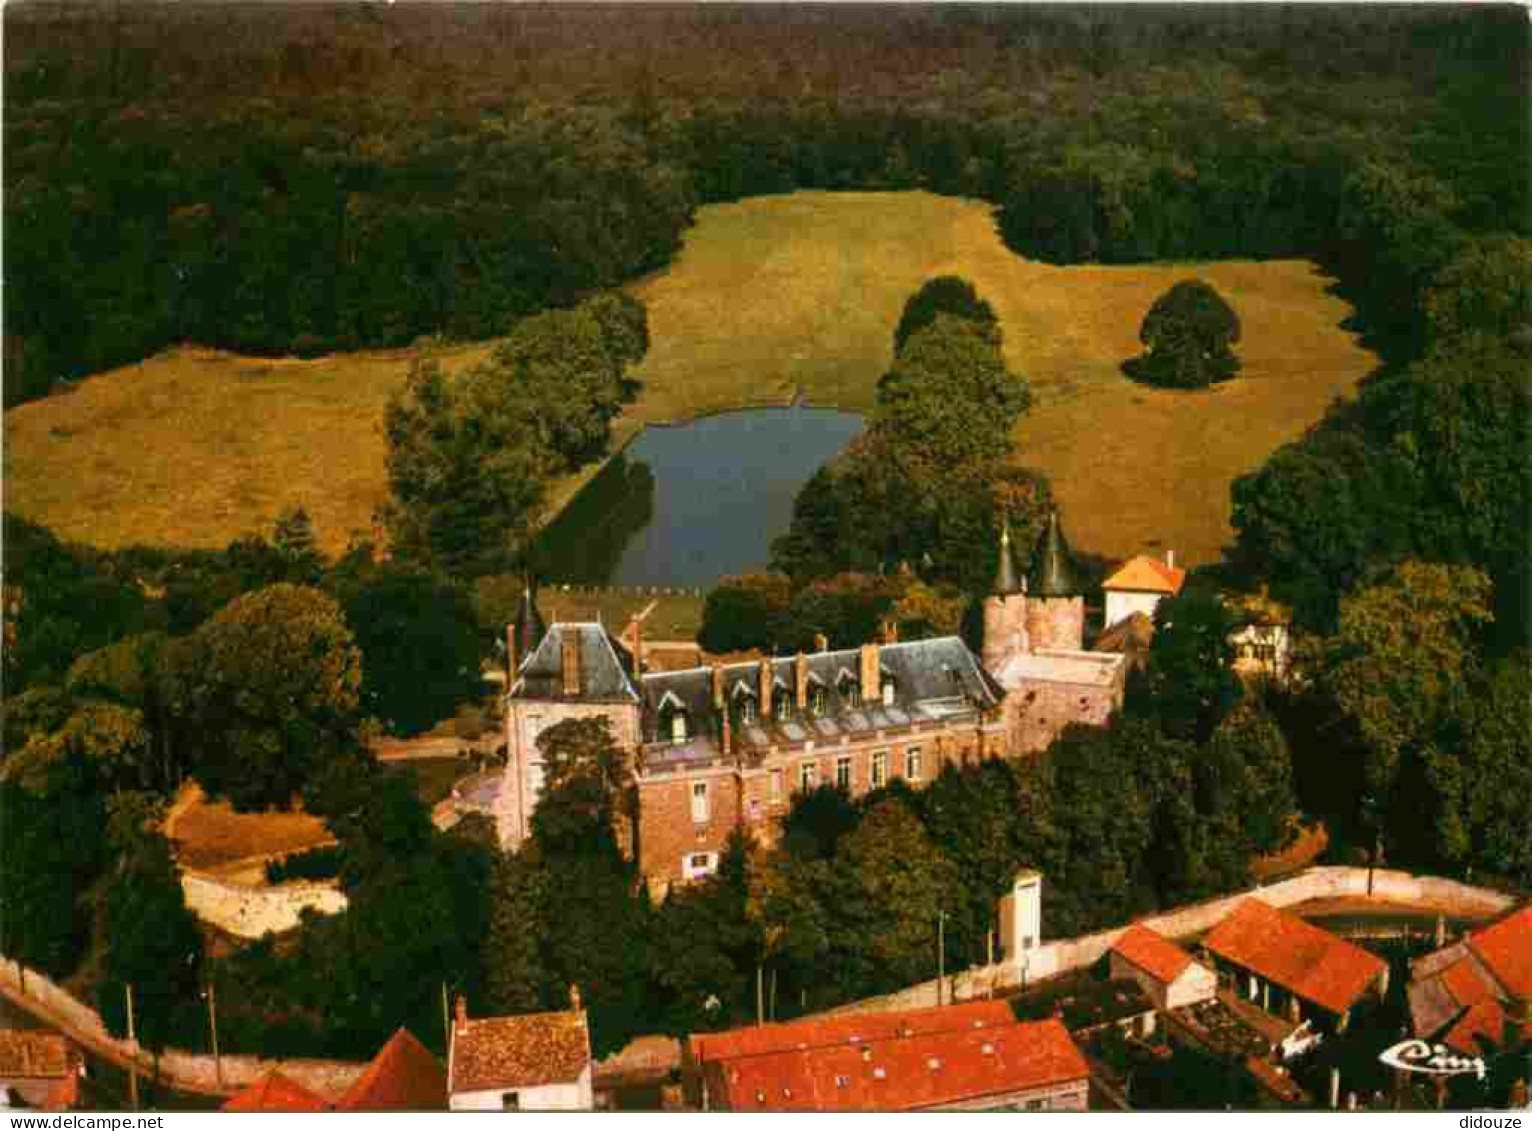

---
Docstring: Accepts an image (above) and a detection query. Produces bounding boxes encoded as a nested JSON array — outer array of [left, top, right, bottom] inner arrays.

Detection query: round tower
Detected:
[[982, 519, 1030, 673], [1025, 511, 1085, 651]]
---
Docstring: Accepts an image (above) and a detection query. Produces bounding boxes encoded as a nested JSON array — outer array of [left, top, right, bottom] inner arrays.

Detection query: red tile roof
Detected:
[[709, 1017, 1087, 1112], [1112, 924, 1195, 985], [450, 1009, 591, 1095], [1440, 959, 1498, 1012], [0, 1031, 75, 1080], [1443, 996, 1531, 1058], [336, 1028, 447, 1111], [1467, 905, 1532, 1000], [1204, 900, 1387, 1016], [1102, 556, 1186, 596], [690, 1000, 1016, 1066], [221, 1071, 331, 1112]]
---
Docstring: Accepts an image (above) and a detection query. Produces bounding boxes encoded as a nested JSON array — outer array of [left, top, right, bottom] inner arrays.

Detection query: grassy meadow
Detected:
[[3, 191, 1377, 566]]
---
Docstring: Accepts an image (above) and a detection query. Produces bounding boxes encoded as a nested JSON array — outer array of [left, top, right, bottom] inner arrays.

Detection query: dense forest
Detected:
[[4, 3, 1525, 404]]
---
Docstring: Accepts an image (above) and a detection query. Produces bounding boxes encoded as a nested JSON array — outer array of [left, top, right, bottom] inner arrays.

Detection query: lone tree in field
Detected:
[[1126, 279, 1242, 389]]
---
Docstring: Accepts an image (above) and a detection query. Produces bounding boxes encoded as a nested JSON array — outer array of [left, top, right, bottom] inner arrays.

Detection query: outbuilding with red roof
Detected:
[[699, 1011, 1088, 1112], [1203, 899, 1388, 1032], [336, 1027, 447, 1111], [220, 1071, 331, 1112], [1110, 923, 1216, 1011], [1102, 553, 1186, 630], [1408, 904, 1532, 1057]]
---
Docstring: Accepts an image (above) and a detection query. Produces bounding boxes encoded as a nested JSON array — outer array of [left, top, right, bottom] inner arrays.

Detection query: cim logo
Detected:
[[1378, 1038, 1487, 1080]]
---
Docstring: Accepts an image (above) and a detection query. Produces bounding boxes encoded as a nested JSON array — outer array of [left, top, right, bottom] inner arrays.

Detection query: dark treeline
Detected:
[[5, 3, 1525, 404]]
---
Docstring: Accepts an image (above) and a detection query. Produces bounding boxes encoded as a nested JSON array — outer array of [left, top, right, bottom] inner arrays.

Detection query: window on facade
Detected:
[[835, 756, 852, 791], [882, 679, 896, 707], [770, 768, 783, 799], [906, 747, 923, 782], [691, 781, 709, 823], [683, 852, 719, 880], [799, 761, 817, 792], [669, 711, 688, 745], [872, 750, 887, 788], [501, 1093, 521, 1111]]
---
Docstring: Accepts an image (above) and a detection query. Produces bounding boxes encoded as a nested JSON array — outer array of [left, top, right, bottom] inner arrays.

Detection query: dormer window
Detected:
[[810, 686, 828, 716], [669, 711, 688, 745], [733, 686, 758, 725], [881, 678, 896, 707], [774, 688, 793, 719], [837, 672, 860, 708]]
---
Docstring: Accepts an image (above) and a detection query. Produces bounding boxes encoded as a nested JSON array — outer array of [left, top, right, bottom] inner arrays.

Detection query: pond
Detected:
[[534, 406, 864, 587]]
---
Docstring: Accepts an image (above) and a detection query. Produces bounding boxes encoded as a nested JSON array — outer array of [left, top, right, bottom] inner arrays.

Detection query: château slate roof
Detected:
[[992, 519, 1022, 595], [1027, 512, 1083, 598], [509, 623, 639, 703], [513, 585, 548, 663], [635, 637, 1004, 752]]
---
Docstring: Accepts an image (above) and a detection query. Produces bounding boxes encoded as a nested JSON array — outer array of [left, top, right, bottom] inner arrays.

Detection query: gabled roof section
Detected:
[[221, 1071, 331, 1112], [1112, 924, 1195, 985], [1466, 904, 1532, 1000], [690, 1000, 1017, 1065], [510, 623, 639, 703], [1204, 900, 1387, 1016], [336, 1028, 447, 1111], [450, 1009, 592, 1095], [708, 1016, 1087, 1112], [1093, 611, 1155, 659], [1102, 555, 1186, 595], [1027, 512, 1083, 598]]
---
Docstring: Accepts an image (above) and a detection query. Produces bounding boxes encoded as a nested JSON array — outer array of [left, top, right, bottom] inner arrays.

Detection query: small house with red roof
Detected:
[[698, 1009, 1088, 1112], [1203, 899, 1388, 1033], [220, 1071, 331, 1112], [1110, 923, 1216, 1011], [336, 1027, 447, 1111], [1101, 553, 1186, 631], [1408, 905, 1532, 1057], [448, 992, 594, 1111]]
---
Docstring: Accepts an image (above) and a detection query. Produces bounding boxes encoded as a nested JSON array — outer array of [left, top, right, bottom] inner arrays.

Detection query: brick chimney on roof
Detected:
[[759, 659, 773, 719], [860, 643, 880, 704], [454, 994, 468, 1032], [814, 632, 829, 653], [561, 633, 582, 697], [794, 653, 809, 712], [711, 665, 725, 710]]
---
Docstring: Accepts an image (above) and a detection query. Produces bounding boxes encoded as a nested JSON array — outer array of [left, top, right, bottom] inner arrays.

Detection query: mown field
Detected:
[[3, 191, 1377, 566]]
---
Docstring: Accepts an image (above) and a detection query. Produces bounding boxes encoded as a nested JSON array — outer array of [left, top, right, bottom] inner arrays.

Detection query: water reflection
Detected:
[[534, 407, 864, 586]]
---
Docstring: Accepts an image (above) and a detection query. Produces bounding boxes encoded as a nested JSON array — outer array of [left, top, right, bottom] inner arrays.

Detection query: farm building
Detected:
[[447, 993, 594, 1111], [0, 1031, 86, 1111], [1408, 904, 1532, 1057], [1100, 552, 1185, 630], [1203, 900, 1388, 1034], [1110, 923, 1217, 1011], [335, 1027, 446, 1111]]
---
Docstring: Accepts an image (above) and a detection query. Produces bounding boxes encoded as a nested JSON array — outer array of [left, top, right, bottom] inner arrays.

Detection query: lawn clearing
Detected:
[[165, 782, 333, 873], [4, 191, 1376, 567]]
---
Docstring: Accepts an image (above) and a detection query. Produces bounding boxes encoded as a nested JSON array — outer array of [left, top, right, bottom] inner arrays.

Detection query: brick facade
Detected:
[[1024, 595, 1084, 653]]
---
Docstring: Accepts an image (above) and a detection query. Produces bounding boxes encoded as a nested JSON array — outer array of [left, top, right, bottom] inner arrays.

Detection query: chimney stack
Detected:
[[454, 994, 469, 1031], [569, 984, 583, 1013], [882, 619, 899, 645], [711, 665, 725, 710], [506, 622, 517, 685], [721, 712, 733, 758], [628, 616, 644, 677], [860, 644, 880, 705], [1166, 549, 1175, 570], [561, 633, 582, 697], [759, 659, 774, 719], [813, 632, 829, 653], [794, 653, 809, 712]]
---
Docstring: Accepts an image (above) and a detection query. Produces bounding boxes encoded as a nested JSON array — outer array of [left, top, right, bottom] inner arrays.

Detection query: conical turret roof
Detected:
[[514, 581, 547, 661], [1028, 511, 1083, 597], [992, 518, 1022, 595]]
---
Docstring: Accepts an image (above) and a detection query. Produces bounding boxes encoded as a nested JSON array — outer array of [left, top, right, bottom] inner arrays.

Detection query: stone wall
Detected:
[[0, 955, 365, 1099], [821, 867, 1518, 1020], [1008, 678, 1120, 755], [181, 873, 347, 940]]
